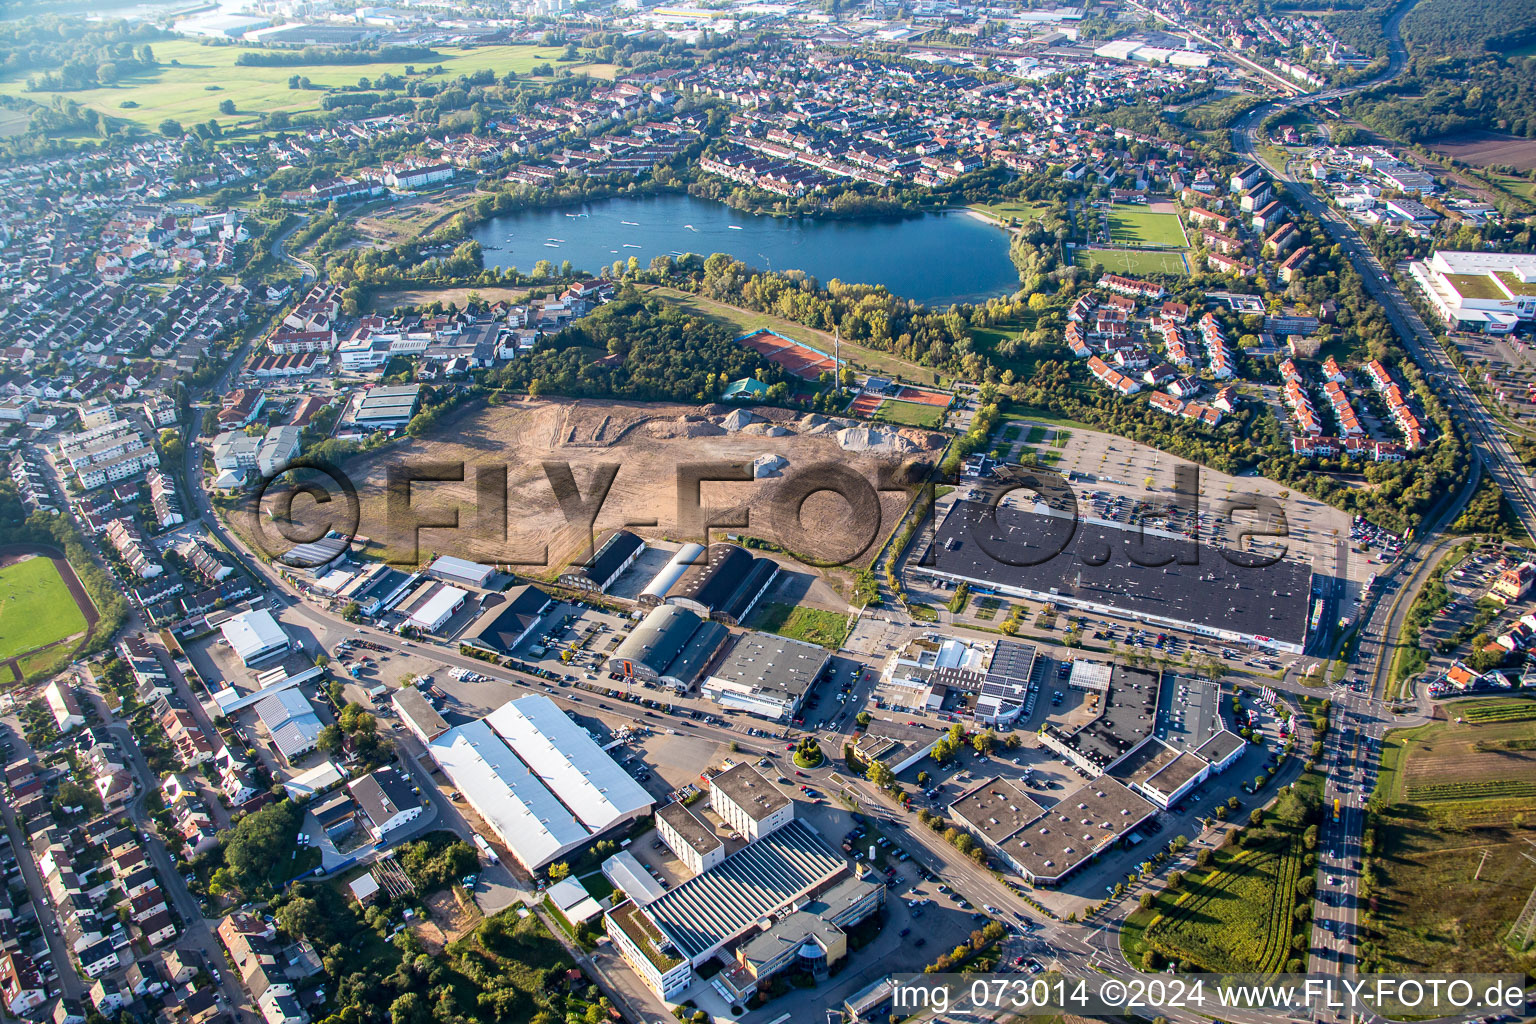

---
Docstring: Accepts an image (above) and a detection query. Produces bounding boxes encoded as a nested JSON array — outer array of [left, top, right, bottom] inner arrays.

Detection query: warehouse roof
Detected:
[[428, 555, 494, 586], [253, 688, 323, 760], [923, 500, 1312, 646], [566, 530, 644, 588], [460, 585, 552, 653], [948, 777, 1047, 847], [429, 719, 588, 869], [485, 696, 653, 830], [611, 604, 705, 677], [220, 609, 288, 664], [657, 801, 723, 857], [1042, 666, 1162, 771], [1002, 777, 1156, 882], [641, 819, 845, 962], [408, 585, 466, 630], [392, 686, 448, 741], [705, 633, 830, 703]]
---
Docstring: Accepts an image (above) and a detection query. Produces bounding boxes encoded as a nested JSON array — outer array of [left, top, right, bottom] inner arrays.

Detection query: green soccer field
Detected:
[[1107, 207, 1189, 248], [0, 557, 87, 661], [1075, 247, 1190, 276]]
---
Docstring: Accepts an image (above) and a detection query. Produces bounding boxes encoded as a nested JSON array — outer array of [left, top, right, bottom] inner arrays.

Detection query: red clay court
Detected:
[[738, 329, 837, 380], [847, 393, 884, 417], [894, 386, 951, 407]]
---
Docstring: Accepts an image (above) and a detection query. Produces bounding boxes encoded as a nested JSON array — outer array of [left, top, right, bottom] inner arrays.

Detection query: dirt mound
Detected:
[[649, 416, 727, 439], [835, 426, 923, 455], [741, 422, 792, 437]]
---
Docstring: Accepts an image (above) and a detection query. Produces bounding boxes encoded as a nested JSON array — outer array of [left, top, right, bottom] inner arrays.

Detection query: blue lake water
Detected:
[[470, 193, 1021, 307]]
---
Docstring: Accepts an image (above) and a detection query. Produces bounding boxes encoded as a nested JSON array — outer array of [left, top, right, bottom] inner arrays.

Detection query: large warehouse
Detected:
[[665, 544, 779, 625], [701, 633, 831, 721], [558, 530, 645, 593], [406, 585, 467, 633], [607, 604, 730, 690], [458, 585, 553, 655], [220, 609, 290, 666], [428, 696, 654, 872], [949, 775, 1157, 885], [605, 819, 859, 999], [916, 499, 1313, 653]]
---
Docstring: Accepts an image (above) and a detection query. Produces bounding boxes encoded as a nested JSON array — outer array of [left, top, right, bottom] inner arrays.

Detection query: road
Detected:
[[272, 218, 317, 282]]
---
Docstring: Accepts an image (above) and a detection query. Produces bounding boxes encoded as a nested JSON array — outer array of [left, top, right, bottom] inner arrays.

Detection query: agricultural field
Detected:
[[873, 399, 945, 429], [750, 603, 851, 649], [0, 555, 88, 661], [1366, 697, 1536, 973], [1125, 784, 1319, 975], [1074, 247, 1190, 276], [1107, 206, 1189, 248], [0, 38, 587, 132], [1428, 131, 1536, 171]]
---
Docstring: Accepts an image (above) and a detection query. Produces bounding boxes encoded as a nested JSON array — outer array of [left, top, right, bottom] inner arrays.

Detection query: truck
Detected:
[[472, 834, 498, 864], [1333, 797, 1341, 823]]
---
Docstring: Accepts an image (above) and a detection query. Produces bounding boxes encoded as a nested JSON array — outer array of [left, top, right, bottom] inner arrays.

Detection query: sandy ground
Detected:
[[414, 888, 483, 953], [310, 397, 942, 571]]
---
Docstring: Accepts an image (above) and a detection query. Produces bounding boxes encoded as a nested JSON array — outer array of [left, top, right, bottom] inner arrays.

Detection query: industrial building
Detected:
[[428, 696, 653, 872], [915, 499, 1312, 654], [949, 775, 1157, 885], [877, 634, 992, 715], [253, 689, 324, 765], [558, 530, 645, 593], [427, 555, 495, 589], [664, 543, 779, 625], [638, 543, 705, 609], [1038, 664, 1162, 775], [392, 687, 448, 744], [1408, 250, 1536, 333], [656, 801, 725, 876], [457, 585, 553, 655], [220, 610, 290, 666], [405, 585, 467, 634], [709, 763, 792, 841], [605, 819, 852, 999], [701, 633, 831, 722], [353, 384, 422, 427], [607, 604, 730, 690]]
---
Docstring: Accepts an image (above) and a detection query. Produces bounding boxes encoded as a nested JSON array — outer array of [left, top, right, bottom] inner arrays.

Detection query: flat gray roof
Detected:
[[710, 762, 789, 822], [657, 801, 723, 858], [706, 632, 830, 700], [922, 499, 1312, 647], [1002, 777, 1157, 883], [1044, 666, 1162, 771], [392, 687, 447, 740], [949, 777, 1046, 847], [1155, 675, 1226, 751], [641, 819, 845, 962], [1142, 750, 1209, 795]]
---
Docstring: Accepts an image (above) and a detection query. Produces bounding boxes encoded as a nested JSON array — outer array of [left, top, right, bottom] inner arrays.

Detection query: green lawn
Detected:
[[0, 557, 86, 661], [1075, 247, 1190, 276], [874, 400, 944, 429], [968, 200, 1050, 224], [1, 39, 587, 132], [1107, 207, 1188, 248], [750, 603, 850, 649]]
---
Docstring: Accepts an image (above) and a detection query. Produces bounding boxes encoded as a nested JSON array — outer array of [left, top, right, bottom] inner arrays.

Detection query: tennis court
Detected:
[[894, 386, 951, 407], [847, 392, 884, 417], [738, 329, 837, 380]]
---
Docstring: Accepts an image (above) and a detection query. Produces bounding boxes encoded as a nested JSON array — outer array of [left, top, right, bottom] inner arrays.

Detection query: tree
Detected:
[[971, 731, 994, 756], [317, 724, 344, 756], [158, 119, 183, 138], [867, 760, 895, 789], [218, 99, 236, 116], [1139, 892, 1155, 911], [917, 771, 930, 786], [547, 862, 570, 881], [276, 895, 324, 942], [222, 800, 303, 893]]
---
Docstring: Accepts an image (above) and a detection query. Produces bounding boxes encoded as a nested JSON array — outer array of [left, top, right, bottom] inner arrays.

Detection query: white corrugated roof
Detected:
[[429, 720, 588, 869], [220, 609, 287, 662], [486, 696, 654, 830], [409, 586, 466, 629], [430, 555, 493, 583]]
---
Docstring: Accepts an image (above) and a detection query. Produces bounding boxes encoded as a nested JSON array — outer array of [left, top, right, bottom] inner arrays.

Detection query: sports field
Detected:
[[1075, 247, 1190, 276], [1107, 206, 1188, 248], [0, 556, 87, 661], [874, 400, 944, 429], [1368, 696, 1536, 972], [0, 39, 585, 131], [968, 200, 1050, 224]]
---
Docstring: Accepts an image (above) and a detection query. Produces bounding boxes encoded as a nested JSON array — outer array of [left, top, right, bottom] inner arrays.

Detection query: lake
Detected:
[[469, 193, 1020, 308]]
